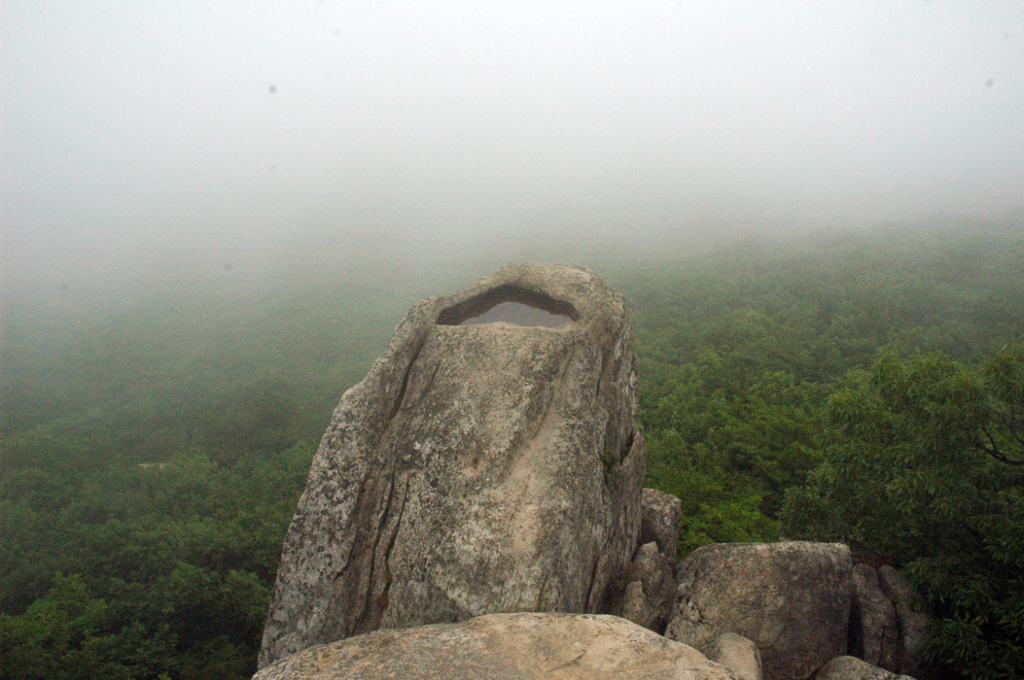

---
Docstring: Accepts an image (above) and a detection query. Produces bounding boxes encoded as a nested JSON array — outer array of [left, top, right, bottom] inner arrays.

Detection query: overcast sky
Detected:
[[3, 1, 1024, 299]]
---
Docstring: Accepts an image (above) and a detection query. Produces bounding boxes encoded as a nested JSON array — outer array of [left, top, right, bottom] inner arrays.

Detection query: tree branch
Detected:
[[1001, 402, 1024, 448], [975, 425, 1024, 466]]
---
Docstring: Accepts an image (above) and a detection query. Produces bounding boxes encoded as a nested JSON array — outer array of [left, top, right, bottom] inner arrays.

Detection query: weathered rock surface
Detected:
[[877, 566, 933, 679], [621, 580, 659, 632], [259, 263, 646, 668], [701, 632, 763, 680], [640, 488, 683, 560], [252, 613, 743, 680], [613, 541, 677, 633], [849, 564, 900, 672], [816, 656, 915, 680], [666, 541, 852, 680]]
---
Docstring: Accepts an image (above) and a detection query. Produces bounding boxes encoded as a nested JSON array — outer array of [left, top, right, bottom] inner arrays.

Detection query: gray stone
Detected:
[[849, 564, 900, 672], [665, 541, 852, 680], [252, 613, 743, 680], [632, 542, 671, 586], [877, 566, 933, 679], [621, 580, 658, 631], [613, 541, 676, 633], [816, 656, 915, 680], [701, 632, 763, 680], [258, 264, 646, 668], [641, 487, 683, 560]]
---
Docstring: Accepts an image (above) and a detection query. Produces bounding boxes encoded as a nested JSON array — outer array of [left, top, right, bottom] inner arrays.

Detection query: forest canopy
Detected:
[[2, 220, 1023, 679]]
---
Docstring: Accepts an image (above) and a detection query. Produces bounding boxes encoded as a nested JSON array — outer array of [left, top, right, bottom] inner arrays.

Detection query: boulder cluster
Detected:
[[254, 264, 937, 680]]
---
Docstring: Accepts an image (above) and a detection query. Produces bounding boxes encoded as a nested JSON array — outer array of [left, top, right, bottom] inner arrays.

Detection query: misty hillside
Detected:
[[2, 223, 1024, 679]]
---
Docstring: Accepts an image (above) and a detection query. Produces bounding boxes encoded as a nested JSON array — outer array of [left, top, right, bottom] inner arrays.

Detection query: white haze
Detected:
[[3, 1, 1024, 305]]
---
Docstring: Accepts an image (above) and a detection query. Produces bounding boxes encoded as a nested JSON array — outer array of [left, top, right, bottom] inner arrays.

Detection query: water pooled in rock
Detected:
[[460, 301, 572, 328]]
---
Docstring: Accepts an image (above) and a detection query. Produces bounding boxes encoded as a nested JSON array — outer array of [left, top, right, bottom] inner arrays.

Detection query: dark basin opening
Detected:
[[436, 285, 579, 328]]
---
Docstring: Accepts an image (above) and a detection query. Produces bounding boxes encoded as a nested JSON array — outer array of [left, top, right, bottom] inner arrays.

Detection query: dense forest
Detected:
[[2, 221, 1023, 679]]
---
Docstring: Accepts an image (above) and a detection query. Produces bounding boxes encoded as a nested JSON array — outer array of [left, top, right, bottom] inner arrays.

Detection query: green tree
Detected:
[[782, 346, 1024, 679], [643, 348, 827, 554], [0, 574, 174, 680]]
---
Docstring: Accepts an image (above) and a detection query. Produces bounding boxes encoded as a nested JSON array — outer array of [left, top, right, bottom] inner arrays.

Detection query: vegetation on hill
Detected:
[[2, 220, 1023, 678], [781, 348, 1024, 678]]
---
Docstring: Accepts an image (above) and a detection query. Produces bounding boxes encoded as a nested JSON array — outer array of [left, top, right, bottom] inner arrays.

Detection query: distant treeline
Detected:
[[2, 220, 1022, 679]]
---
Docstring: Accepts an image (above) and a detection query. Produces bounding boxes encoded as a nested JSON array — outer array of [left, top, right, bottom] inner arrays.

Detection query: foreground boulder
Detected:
[[259, 264, 646, 667], [253, 613, 742, 680], [701, 632, 763, 680], [666, 541, 852, 680]]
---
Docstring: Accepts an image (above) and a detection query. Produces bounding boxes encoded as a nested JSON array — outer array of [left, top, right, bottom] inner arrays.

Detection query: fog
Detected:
[[3, 1, 1024, 306]]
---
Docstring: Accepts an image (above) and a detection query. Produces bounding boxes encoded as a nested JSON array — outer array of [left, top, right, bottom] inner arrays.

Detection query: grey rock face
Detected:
[[849, 564, 900, 672], [665, 541, 852, 680], [701, 632, 763, 680], [253, 613, 743, 680], [877, 566, 933, 679], [640, 488, 683, 560], [621, 580, 659, 632], [614, 541, 676, 633], [816, 656, 915, 680], [258, 264, 646, 668]]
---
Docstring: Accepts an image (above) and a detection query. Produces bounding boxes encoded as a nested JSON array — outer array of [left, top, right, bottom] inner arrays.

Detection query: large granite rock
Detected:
[[665, 541, 852, 680], [849, 564, 900, 672], [253, 613, 742, 680], [259, 263, 646, 668]]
